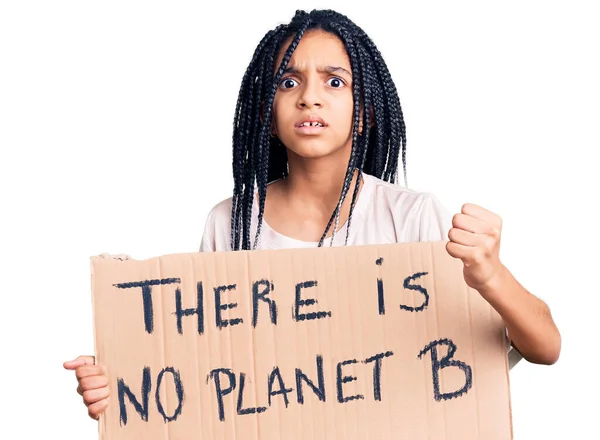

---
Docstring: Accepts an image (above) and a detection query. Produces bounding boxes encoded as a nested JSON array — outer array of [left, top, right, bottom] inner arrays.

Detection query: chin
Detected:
[[285, 138, 349, 160]]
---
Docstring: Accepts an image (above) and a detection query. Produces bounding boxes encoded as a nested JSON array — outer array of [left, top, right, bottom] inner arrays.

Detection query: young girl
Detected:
[[64, 8, 561, 421]]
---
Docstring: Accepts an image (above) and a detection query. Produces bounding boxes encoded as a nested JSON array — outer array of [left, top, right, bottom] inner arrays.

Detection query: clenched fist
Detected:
[[446, 203, 506, 293], [63, 356, 110, 420]]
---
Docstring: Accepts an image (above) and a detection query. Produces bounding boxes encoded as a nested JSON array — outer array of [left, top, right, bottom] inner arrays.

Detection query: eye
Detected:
[[279, 78, 299, 89], [327, 77, 346, 88]]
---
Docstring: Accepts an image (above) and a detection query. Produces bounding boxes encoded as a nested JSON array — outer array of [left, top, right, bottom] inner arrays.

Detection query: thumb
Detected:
[[63, 355, 95, 370]]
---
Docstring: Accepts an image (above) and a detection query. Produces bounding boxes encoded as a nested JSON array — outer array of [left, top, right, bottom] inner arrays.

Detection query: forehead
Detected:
[[276, 29, 350, 70]]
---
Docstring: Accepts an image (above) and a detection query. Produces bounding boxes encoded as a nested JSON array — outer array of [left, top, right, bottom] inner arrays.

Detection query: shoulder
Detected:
[[199, 197, 234, 252], [362, 173, 453, 241], [365, 173, 429, 203], [364, 173, 446, 213]]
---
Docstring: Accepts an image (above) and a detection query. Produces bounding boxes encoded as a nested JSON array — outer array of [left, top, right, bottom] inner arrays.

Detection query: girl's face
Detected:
[[271, 30, 355, 162]]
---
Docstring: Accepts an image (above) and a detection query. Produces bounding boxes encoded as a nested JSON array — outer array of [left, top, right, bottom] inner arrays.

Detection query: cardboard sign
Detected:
[[91, 241, 512, 439]]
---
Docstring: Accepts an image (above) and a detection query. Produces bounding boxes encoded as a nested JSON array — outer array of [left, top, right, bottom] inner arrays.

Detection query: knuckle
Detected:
[[100, 375, 109, 387], [82, 390, 95, 405], [75, 365, 95, 379], [79, 377, 91, 390], [472, 248, 484, 264], [88, 399, 109, 419], [488, 226, 500, 238]]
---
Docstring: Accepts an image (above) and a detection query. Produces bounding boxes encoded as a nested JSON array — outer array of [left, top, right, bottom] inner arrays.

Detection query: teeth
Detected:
[[301, 121, 323, 127]]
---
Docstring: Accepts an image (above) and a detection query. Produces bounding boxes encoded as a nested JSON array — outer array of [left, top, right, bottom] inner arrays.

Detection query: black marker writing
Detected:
[[208, 368, 236, 422], [237, 373, 267, 416], [114, 278, 180, 334], [268, 367, 293, 408], [252, 279, 277, 328], [296, 355, 326, 404], [293, 281, 332, 322], [402, 272, 429, 312], [174, 282, 204, 335], [155, 367, 185, 422], [214, 284, 242, 329], [117, 366, 151, 426], [376, 270, 429, 314], [363, 351, 394, 401], [336, 359, 363, 403], [418, 338, 473, 401]]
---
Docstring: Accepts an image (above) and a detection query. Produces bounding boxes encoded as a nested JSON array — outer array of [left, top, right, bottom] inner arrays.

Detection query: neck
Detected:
[[281, 147, 362, 223]]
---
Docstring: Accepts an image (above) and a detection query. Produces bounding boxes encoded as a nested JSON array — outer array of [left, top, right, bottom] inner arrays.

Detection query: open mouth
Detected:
[[297, 121, 324, 128], [295, 123, 326, 134], [295, 117, 327, 134]]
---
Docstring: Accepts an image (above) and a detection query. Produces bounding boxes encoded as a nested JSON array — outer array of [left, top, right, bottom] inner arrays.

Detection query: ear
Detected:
[[358, 105, 376, 134]]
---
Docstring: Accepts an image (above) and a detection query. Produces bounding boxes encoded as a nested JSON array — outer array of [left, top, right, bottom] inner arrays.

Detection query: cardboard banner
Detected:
[[91, 241, 512, 439]]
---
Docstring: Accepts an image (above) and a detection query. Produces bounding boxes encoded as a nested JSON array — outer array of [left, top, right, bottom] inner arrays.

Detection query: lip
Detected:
[[294, 115, 328, 135]]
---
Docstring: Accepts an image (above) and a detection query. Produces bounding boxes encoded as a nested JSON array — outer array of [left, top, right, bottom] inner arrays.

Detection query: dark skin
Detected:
[[64, 28, 560, 422], [264, 30, 365, 242], [263, 30, 561, 366]]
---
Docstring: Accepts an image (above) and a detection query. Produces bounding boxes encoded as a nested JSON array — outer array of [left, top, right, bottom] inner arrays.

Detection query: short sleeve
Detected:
[[419, 193, 453, 242], [199, 206, 217, 252], [198, 197, 234, 253]]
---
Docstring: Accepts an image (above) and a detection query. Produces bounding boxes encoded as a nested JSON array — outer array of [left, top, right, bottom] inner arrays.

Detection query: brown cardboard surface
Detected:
[[91, 241, 512, 439]]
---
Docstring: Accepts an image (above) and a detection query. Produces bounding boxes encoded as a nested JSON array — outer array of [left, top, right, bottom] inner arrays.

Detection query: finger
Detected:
[[452, 213, 488, 234], [64, 356, 95, 370], [461, 203, 501, 227], [448, 227, 479, 247], [87, 398, 109, 420], [446, 241, 472, 261], [79, 374, 109, 392], [83, 386, 110, 406], [75, 365, 105, 380]]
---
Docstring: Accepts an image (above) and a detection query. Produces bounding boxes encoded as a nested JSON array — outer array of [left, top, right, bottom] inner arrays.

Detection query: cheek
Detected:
[[332, 95, 355, 131], [272, 97, 289, 127]]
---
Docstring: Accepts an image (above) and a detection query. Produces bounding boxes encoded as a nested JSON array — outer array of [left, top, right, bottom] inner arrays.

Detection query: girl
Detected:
[[64, 9, 561, 421]]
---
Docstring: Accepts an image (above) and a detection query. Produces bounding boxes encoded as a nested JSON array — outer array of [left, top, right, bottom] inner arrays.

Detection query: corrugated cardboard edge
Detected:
[[505, 340, 514, 440], [90, 254, 133, 438], [89, 255, 102, 437]]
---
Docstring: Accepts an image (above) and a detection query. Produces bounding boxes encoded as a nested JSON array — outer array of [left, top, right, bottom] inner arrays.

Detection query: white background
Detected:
[[1, 1, 598, 438]]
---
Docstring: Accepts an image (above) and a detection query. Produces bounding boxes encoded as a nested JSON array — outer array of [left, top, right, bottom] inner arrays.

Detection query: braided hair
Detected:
[[230, 9, 406, 251]]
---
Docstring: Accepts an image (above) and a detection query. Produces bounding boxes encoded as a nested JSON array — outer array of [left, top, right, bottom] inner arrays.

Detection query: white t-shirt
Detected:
[[199, 171, 521, 369], [200, 172, 451, 252]]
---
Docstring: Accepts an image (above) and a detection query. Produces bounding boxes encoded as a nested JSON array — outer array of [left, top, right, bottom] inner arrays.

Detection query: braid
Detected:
[[318, 22, 363, 246], [354, 28, 407, 185], [230, 25, 288, 250], [344, 37, 375, 244], [253, 19, 312, 249], [230, 9, 408, 250]]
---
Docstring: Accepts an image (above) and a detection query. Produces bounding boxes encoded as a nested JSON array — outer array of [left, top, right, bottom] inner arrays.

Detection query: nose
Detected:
[[297, 78, 323, 109]]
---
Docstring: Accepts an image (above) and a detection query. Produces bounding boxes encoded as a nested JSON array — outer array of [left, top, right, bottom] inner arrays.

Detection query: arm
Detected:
[[478, 264, 560, 364], [446, 203, 561, 365]]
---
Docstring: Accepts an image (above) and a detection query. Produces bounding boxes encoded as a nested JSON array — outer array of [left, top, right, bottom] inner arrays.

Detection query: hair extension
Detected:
[[230, 9, 407, 250]]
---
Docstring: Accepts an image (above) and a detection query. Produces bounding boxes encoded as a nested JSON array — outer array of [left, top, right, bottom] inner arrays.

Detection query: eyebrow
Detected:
[[283, 65, 352, 78]]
